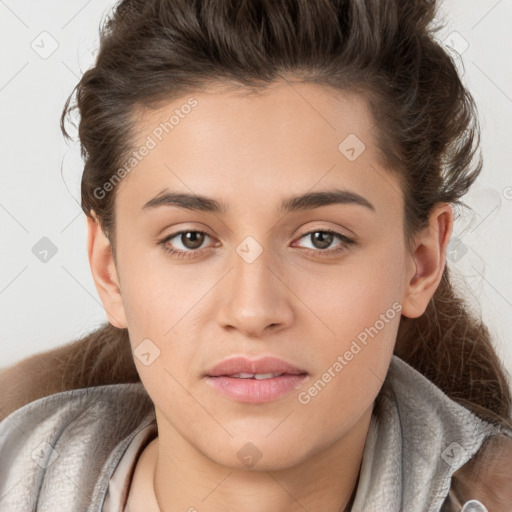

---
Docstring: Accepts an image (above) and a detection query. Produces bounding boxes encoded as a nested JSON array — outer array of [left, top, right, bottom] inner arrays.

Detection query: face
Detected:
[[92, 79, 432, 471]]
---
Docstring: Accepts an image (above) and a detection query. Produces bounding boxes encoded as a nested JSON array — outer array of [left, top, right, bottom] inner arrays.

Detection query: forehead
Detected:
[[131, 79, 377, 159], [115, 80, 403, 220]]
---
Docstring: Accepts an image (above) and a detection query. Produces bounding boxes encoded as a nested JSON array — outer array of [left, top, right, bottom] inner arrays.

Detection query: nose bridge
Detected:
[[217, 235, 292, 335]]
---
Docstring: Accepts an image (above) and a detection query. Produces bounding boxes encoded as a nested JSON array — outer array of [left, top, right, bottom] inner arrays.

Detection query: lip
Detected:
[[205, 356, 307, 377], [204, 356, 309, 404]]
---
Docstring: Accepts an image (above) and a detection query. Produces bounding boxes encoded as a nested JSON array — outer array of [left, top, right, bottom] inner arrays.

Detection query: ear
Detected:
[[401, 203, 454, 318], [87, 211, 128, 329]]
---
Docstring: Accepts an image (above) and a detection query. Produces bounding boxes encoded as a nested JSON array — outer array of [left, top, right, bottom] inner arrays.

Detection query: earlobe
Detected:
[[86, 211, 128, 329], [401, 203, 454, 319]]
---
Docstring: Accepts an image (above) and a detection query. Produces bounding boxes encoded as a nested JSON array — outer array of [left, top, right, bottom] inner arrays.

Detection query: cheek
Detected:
[[293, 247, 404, 333], [294, 279, 402, 438], [291, 245, 405, 392], [116, 270, 193, 389], [119, 254, 185, 333]]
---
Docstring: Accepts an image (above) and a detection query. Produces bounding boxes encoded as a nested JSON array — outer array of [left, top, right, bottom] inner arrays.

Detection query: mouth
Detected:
[[219, 372, 300, 379], [204, 356, 309, 403], [205, 373, 309, 403], [205, 355, 308, 378]]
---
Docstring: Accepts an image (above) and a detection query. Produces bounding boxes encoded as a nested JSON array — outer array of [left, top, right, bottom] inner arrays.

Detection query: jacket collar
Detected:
[[351, 355, 503, 511]]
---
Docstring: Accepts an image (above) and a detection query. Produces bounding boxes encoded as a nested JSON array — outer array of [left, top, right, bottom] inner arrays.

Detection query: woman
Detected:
[[1, 0, 511, 510]]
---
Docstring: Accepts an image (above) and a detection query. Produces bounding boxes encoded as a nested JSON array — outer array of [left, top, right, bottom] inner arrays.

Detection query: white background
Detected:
[[1, 1, 511, 387]]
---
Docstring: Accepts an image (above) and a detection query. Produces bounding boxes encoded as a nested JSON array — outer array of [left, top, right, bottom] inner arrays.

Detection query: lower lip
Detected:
[[205, 374, 308, 403]]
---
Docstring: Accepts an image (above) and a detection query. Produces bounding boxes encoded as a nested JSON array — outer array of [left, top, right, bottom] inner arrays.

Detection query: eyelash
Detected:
[[158, 228, 355, 260]]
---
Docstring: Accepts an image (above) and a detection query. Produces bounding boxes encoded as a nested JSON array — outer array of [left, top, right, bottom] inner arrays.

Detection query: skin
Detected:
[[87, 78, 453, 512]]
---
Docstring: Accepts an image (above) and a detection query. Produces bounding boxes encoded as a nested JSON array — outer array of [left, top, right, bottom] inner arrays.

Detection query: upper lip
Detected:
[[205, 356, 308, 377]]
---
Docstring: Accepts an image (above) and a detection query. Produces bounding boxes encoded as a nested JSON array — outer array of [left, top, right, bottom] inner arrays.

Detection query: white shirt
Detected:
[[102, 423, 157, 512]]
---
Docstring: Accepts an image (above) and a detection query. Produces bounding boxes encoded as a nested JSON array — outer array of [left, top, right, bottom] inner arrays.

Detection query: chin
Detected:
[[198, 434, 313, 472]]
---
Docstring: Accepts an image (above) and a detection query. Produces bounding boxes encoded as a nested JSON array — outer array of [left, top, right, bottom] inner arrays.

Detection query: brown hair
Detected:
[[59, 0, 512, 434]]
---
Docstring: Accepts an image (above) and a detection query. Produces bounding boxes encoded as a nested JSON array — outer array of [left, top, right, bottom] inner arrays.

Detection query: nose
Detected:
[[216, 242, 294, 337]]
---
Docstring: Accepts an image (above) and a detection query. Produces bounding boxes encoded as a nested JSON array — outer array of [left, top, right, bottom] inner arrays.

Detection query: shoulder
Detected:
[[441, 430, 512, 512], [376, 355, 512, 510], [0, 382, 156, 512]]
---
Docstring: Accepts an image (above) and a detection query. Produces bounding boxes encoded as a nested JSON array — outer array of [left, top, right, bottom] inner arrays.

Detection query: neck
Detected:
[[139, 406, 372, 512]]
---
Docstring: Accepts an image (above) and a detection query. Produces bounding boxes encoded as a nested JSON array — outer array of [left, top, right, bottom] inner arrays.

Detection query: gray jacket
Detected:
[[0, 354, 510, 511]]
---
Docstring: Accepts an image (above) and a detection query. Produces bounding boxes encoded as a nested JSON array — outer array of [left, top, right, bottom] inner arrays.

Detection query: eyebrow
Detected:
[[142, 188, 376, 214]]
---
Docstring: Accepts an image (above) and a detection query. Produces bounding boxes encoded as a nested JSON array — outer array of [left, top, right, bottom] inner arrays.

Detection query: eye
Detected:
[[158, 228, 355, 260], [159, 230, 217, 259], [293, 229, 355, 257]]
